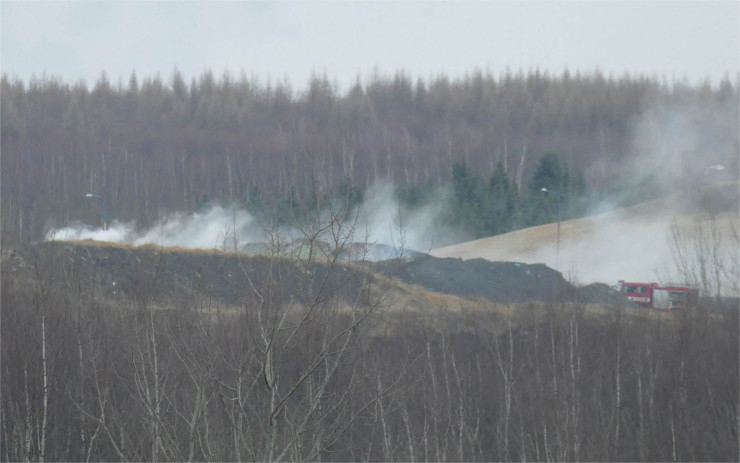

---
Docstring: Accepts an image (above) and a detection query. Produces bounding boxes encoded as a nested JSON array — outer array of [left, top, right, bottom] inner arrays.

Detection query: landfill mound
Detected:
[[8, 242, 633, 308], [8, 242, 374, 308], [241, 240, 426, 262], [371, 256, 573, 303]]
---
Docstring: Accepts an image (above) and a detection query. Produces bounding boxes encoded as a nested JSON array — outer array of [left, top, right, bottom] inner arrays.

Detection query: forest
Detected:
[[1, 226, 738, 461], [1, 69, 738, 462], [1, 69, 737, 245]]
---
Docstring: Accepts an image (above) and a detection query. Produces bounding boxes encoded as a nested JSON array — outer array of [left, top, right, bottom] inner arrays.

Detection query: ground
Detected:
[[431, 183, 739, 285], [3, 239, 632, 313]]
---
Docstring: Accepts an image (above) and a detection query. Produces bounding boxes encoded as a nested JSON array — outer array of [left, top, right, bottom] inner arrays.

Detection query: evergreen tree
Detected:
[[524, 153, 566, 226], [396, 180, 434, 209], [484, 161, 515, 235], [450, 161, 486, 236], [488, 161, 510, 195], [451, 161, 471, 205], [528, 152, 563, 192]]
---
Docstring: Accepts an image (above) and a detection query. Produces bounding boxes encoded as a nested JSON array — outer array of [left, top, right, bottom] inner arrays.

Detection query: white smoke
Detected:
[[46, 205, 261, 250], [354, 180, 467, 253], [45, 183, 469, 257], [48, 220, 137, 244], [131, 207, 257, 248], [432, 198, 738, 296], [432, 95, 739, 291], [627, 95, 735, 199], [535, 209, 738, 295], [590, 95, 738, 283], [526, 213, 680, 285], [564, 95, 739, 285]]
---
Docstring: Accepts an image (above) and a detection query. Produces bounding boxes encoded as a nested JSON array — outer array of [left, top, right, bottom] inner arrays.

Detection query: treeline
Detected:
[[2, 243, 737, 461], [251, 151, 586, 242], [1, 69, 737, 244], [441, 153, 586, 237]]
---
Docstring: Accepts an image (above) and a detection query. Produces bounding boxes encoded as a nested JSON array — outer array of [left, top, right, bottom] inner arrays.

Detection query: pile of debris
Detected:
[[12, 242, 634, 308], [372, 256, 572, 303]]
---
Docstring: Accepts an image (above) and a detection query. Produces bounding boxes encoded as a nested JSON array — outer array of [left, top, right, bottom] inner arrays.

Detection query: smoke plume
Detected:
[[46, 182, 468, 259], [47, 206, 260, 250]]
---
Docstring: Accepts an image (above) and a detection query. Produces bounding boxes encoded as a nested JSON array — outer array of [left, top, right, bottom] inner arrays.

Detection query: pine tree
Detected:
[[528, 152, 563, 192]]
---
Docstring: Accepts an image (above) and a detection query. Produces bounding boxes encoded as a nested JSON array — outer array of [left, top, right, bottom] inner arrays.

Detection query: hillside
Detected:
[[3, 194, 738, 462], [2, 239, 630, 312], [3, 72, 737, 247], [3, 234, 737, 462], [432, 184, 740, 287], [2, 67, 738, 463]]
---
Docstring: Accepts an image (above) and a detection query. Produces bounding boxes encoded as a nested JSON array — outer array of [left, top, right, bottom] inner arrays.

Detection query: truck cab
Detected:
[[616, 281, 654, 307], [616, 280, 699, 310]]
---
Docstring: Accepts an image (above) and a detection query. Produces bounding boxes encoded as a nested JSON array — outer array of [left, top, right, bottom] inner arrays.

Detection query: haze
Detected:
[[2, 1, 738, 91]]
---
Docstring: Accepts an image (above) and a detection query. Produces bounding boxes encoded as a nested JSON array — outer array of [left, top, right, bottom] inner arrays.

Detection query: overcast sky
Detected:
[[2, 1, 738, 93]]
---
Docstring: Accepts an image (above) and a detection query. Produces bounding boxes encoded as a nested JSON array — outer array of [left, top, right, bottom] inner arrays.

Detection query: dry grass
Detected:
[[57, 238, 230, 256], [430, 186, 739, 286], [432, 197, 738, 263]]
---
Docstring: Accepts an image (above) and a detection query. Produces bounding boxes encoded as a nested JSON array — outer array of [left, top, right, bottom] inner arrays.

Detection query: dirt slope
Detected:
[[372, 256, 572, 303], [431, 184, 739, 285]]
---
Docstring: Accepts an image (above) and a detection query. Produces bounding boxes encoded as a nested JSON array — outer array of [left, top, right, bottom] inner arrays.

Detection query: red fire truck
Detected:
[[615, 281, 699, 310]]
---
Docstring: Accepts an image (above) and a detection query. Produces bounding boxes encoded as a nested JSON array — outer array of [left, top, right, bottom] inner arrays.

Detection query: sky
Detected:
[[1, 1, 738, 93]]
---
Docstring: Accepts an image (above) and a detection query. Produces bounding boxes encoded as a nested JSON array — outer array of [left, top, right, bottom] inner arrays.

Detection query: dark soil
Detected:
[[9, 242, 373, 308], [371, 256, 573, 303], [6, 242, 633, 308]]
